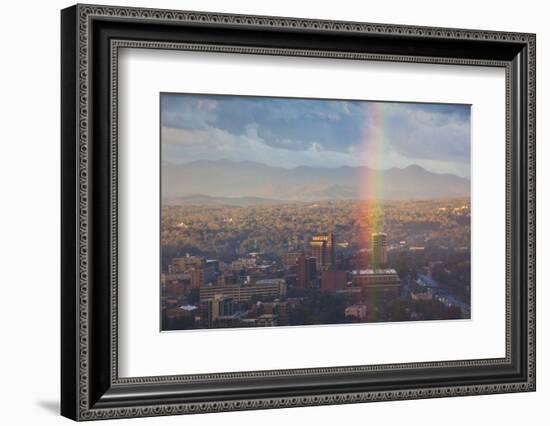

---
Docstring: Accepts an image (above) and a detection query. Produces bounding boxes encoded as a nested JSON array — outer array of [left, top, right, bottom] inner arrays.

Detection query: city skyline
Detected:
[[161, 198, 471, 331]]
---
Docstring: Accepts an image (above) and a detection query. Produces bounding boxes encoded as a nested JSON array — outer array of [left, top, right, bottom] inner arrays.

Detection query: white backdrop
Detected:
[[0, 0, 547, 425], [118, 49, 506, 377]]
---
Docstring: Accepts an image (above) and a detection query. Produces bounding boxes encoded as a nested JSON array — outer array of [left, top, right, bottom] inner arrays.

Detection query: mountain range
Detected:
[[162, 160, 470, 206]]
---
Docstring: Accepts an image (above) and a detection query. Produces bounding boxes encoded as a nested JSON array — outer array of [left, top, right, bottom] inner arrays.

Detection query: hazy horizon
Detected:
[[162, 158, 471, 179], [161, 159, 470, 204]]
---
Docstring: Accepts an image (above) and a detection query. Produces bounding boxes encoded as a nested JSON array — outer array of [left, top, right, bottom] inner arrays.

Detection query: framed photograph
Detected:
[[61, 4, 536, 421]]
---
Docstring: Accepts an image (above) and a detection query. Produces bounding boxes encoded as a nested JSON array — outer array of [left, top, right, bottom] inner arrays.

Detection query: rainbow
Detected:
[[359, 102, 390, 248], [357, 102, 393, 322]]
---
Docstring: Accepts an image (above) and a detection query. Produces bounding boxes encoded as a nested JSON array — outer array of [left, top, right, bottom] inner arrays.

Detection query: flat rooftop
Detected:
[[351, 268, 398, 275]]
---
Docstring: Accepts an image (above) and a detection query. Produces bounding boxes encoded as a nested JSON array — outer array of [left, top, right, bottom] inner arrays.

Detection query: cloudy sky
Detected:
[[161, 93, 471, 177]]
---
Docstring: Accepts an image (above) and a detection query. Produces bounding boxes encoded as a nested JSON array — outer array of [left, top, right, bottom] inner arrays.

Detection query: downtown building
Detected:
[[296, 253, 317, 289], [281, 252, 301, 269], [170, 254, 205, 273], [200, 294, 234, 327], [344, 304, 368, 321], [371, 232, 388, 267], [310, 232, 335, 270], [351, 268, 401, 300], [199, 278, 287, 304]]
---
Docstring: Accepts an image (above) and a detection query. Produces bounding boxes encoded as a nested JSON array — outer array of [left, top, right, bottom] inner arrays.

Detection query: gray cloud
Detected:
[[161, 94, 471, 177]]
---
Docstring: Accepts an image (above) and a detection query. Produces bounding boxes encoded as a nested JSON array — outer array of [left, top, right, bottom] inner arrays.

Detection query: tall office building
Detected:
[[371, 232, 388, 267], [297, 253, 317, 289], [310, 232, 335, 269]]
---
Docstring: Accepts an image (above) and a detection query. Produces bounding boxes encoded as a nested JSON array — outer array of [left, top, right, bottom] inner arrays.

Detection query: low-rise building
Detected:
[[170, 255, 205, 273], [345, 304, 368, 321], [351, 269, 401, 297], [240, 314, 278, 327], [200, 295, 234, 327], [281, 252, 301, 268], [199, 279, 287, 303], [411, 291, 433, 301]]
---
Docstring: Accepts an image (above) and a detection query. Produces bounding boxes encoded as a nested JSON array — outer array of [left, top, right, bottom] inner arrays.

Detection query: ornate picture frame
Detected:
[[61, 4, 535, 420]]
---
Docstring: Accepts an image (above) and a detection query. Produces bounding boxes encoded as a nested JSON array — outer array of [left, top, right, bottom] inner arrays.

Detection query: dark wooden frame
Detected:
[[61, 3, 536, 421]]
